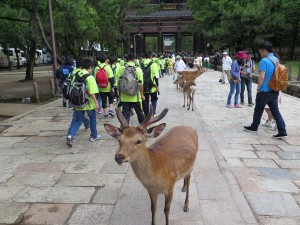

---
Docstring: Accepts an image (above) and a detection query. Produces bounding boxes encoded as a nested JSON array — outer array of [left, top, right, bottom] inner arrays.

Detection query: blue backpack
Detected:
[[56, 65, 71, 80]]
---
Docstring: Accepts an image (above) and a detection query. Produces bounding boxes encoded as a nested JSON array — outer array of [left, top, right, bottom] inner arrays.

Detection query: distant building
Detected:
[[124, 0, 205, 55]]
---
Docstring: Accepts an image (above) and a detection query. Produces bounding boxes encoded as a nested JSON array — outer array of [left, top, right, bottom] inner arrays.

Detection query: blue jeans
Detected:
[[240, 77, 253, 104], [68, 110, 98, 139], [227, 80, 241, 105], [251, 91, 286, 135]]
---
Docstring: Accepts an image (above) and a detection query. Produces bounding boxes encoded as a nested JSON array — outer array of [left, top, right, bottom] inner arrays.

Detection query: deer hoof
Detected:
[[181, 186, 186, 192], [183, 205, 189, 212]]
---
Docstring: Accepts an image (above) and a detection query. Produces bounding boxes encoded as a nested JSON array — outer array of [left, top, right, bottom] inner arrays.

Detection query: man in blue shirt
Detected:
[[243, 41, 287, 139]]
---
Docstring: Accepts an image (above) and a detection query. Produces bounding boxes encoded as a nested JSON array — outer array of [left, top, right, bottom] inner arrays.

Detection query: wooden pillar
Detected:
[[176, 33, 182, 53], [158, 32, 163, 53], [194, 33, 201, 53], [139, 33, 144, 56]]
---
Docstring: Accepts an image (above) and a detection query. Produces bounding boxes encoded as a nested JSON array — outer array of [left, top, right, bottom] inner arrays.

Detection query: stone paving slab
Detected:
[[0, 203, 29, 224], [0, 71, 299, 224], [68, 204, 114, 225], [245, 192, 300, 216], [22, 204, 74, 225], [13, 187, 95, 203]]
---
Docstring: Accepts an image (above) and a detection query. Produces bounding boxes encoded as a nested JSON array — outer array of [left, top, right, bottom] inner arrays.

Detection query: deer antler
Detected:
[[138, 106, 168, 130], [116, 108, 129, 130], [138, 106, 153, 130], [148, 108, 168, 126]]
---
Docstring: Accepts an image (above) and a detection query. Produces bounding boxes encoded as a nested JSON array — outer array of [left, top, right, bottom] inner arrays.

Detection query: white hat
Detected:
[[223, 51, 228, 55]]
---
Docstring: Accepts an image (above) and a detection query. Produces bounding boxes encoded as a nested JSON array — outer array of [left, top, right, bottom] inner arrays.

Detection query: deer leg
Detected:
[[181, 177, 187, 192], [148, 191, 158, 225], [187, 94, 191, 110], [164, 187, 174, 225], [192, 90, 195, 111], [183, 174, 191, 212], [183, 92, 186, 107]]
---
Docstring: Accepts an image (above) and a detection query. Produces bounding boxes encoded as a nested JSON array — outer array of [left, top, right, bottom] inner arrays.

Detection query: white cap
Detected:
[[223, 51, 228, 55]]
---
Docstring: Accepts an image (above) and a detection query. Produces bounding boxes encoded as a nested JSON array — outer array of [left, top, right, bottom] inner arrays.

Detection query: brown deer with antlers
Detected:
[[104, 107, 198, 225]]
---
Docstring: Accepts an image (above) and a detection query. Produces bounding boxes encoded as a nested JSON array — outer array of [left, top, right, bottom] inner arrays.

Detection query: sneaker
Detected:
[[104, 114, 109, 118], [219, 79, 222, 83], [221, 82, 225, 84], [248, 103, 254, 107], [234, 104, 243, 108], [226, 104, 233, 108], [243, 126, 257, 132], [240, 102, 244, 105], [108, 110, 115, 117], [97, 108, 102, 114], [90, 134, 101, 142], [272, 133, 287, 139], [85, 126, 90, 130], [261, 120, 274, 128], [63, 101, 67, 107], [66, 136, 73, 147]]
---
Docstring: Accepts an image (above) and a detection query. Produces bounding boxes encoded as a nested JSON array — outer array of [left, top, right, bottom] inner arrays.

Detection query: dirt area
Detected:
[[0, 65, 59, 103]]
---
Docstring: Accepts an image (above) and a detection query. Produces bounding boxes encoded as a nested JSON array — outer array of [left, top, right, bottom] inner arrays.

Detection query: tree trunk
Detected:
[[290, 14, 300, 60], [36, 12, 64, 64], [25, 0, 38, 81], [15, 48, 20, 69]]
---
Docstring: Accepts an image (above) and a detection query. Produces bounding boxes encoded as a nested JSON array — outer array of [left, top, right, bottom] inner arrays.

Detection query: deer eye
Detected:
[[136, 140, 142, 145]]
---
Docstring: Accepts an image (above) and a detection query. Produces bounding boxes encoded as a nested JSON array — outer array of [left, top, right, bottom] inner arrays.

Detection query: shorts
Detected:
[[100, 91, 114, 109]]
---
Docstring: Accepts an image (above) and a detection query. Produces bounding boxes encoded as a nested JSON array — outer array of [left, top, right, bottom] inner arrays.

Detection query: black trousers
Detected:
[[251, 91, 286, 135], [143, 92, 158, 116], [122, 102, 145, 124], [100, 91, 114, 109]]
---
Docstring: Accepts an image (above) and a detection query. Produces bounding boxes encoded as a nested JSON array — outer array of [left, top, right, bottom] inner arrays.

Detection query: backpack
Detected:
[[141, 62, 154, 93], [55, 68, 63, 79], [265, 57, 288, 91], [69, 73, 90, 108], [95, 65, 108, 88], [118, 66, 141, 96], [62, 71, 79, 100]]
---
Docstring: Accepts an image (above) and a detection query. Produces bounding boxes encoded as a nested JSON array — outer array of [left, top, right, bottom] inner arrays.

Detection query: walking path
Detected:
[[0, 70, 299, 225]]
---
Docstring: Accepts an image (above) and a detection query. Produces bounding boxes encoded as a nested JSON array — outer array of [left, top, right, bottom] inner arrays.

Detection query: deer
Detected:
[[178, 65, 205, 79], [182, 81, 196, 111], [173, 75, 184, 92], [104, 107, 198, 225]]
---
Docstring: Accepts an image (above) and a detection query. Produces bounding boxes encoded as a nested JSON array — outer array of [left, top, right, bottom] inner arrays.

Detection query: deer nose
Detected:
[[115, 154, 125, 164]]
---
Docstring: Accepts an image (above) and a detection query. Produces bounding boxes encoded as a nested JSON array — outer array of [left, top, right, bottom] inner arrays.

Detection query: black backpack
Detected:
[[62, 71, 79, 100], [141, 62, 154, 93], [69, 73, 90, 108]]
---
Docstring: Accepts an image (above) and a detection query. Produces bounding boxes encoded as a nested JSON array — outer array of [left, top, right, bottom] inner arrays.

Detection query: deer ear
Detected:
[[146, 123, 166, 138], [104, 124, 123, 138]]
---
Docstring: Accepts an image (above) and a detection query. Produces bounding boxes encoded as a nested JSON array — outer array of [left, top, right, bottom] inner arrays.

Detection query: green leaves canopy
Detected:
[[188, 0, 300, 56]]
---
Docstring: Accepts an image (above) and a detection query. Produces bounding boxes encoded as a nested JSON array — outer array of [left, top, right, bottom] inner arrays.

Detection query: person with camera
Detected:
[[240, 52, 255, 106], [226, 51, 247, 108]]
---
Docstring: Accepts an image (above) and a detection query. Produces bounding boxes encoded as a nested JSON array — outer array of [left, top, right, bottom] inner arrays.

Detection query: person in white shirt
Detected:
[[221, 52, 232, 84], [203, 55, 210, 71], [193, 54, 203, 68], [198, 54, 203, 68], [174, 55, 186, 80]]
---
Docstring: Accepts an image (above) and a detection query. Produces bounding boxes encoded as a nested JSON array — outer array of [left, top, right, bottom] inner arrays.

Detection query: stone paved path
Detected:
[[0, 70, 299, 225]]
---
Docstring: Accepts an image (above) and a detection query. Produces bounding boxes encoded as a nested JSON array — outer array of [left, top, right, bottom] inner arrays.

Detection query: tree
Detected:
[[187, 0, 299, 58], [0, 1, 29, 70]]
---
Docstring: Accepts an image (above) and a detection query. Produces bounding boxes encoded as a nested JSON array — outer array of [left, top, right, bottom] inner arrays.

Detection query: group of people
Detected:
[[222, 41, 287, 139], [58, 51, 177, 147], [57, 40, 287, 148]]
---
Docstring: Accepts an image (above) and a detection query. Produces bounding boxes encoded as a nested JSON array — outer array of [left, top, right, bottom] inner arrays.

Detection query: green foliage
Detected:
[[188, 0, 300, 55]]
